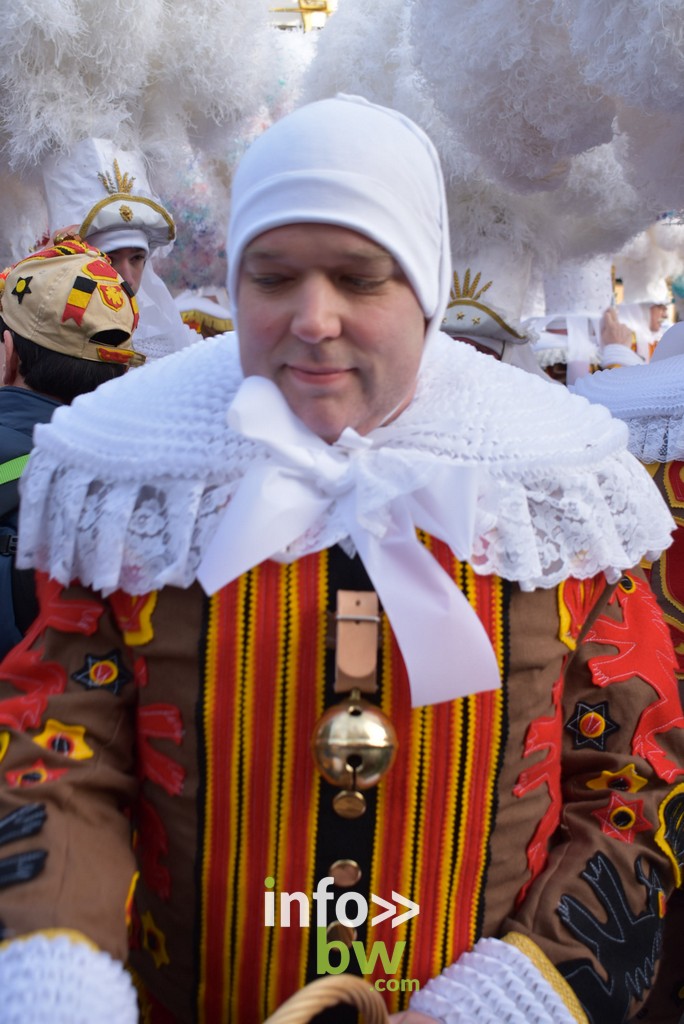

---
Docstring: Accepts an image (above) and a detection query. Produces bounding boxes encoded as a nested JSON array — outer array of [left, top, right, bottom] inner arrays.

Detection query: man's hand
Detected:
[[600, 307, 634, 348]]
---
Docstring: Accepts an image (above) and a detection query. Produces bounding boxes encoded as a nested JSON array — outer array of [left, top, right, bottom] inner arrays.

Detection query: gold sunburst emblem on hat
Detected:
[[448, 269, 493, 307], [98, 159, 136, 196], [118, 204, 134, 222]]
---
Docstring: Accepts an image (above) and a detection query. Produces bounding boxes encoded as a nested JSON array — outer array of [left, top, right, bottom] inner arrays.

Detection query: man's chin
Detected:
[[281, 392, 352, 444]]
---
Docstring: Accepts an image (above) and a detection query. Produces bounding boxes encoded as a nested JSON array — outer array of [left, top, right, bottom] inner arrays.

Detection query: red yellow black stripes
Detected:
[[261, 558, 327, 1015], [197, 569, 244, 1021], [368, 539, 506, 1012], [62, 275, 97, 326], [196, 540, 507, 1021], [197, 556, 328, 1022]]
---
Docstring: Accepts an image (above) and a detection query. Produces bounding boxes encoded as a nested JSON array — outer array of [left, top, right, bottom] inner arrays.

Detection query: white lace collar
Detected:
[[572, 357, 684, 463], [17, 331, 674, 596]]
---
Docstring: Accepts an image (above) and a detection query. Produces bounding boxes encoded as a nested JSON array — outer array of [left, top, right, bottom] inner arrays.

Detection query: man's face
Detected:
[[649, 304, 668, 333], [237, 224, 426, 443], [107, 247, 148, 295]]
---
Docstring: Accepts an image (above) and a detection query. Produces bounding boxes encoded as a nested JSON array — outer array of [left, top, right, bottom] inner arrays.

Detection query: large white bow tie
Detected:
[[197, 376, 501, 706]]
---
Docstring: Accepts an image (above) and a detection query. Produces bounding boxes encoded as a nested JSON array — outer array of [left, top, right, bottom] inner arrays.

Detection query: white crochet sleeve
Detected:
[[0, 932, 138, 1024], [409, 936, 586, 1024]]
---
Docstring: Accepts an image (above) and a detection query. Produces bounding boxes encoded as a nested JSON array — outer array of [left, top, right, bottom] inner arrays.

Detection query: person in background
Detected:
[[41, 139, 197, 362], [0, 237, 140, 659]]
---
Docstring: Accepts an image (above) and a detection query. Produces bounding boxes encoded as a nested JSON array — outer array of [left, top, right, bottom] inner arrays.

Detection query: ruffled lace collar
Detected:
[[17, 331, 674, 595], [572, 358, 684, 463]]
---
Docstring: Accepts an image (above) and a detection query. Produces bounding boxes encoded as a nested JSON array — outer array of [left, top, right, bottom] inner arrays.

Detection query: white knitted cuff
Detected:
[[409, 936, 581, 1024], [0, 933, 138, 1023], [599, 343, 644, 368]]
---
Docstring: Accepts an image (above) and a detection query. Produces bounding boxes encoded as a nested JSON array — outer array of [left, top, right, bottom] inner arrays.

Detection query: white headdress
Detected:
[[527, 255, 614, 381], [227, 93, 452, 349], [42, 139, 175, 252]]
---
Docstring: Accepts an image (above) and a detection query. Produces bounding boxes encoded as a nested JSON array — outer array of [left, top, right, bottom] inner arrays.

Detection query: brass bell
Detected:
[[311, 688, 398, 802]]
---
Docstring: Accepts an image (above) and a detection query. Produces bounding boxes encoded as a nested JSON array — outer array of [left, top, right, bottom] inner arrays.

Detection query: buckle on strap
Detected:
[[334, 590, 380, 695], [0, 534, 18, 556]]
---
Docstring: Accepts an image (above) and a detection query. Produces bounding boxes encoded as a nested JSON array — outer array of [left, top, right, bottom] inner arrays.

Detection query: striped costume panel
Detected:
[[195, 542, 506, 1020]]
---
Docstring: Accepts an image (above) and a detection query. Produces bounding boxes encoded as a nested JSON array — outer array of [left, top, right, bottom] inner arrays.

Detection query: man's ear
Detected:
[[2, 329, 19, 385]]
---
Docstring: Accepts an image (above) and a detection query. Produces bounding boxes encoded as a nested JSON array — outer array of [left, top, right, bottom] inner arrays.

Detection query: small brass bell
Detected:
[[311, 688, 398, 818]]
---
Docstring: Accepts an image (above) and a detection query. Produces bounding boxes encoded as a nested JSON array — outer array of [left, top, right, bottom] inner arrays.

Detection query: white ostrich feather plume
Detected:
[[557, 0, 684, 114], [408, 0, 616, 192]]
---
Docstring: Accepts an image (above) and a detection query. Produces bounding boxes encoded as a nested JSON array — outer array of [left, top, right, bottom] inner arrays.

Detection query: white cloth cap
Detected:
[[87, 228, 150, 255], [227, 94, 451, 348]]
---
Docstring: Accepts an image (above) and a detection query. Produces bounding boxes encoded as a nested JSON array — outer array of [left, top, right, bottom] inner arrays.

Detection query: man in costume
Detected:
[[0, 238, 141, 659], [0, 96, 683, 1024], [613, 228, 676, 365]]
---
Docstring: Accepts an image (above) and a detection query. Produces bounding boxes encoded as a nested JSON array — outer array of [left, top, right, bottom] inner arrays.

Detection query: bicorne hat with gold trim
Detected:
[[41, 139, 175, 253], [442, 241, 531, 346]]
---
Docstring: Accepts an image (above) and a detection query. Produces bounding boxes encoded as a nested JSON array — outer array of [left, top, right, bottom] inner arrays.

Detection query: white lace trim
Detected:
[[410, 936, 578, 1024], [17, 331, 674, 595], [533, 344, 568, 369], [0, 933, 138, 1023], [620, 415, 684, 464], [132, 322, 200, 361]]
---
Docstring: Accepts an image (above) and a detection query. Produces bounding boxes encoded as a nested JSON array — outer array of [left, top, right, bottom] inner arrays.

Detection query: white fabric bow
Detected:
[[197, 376, 501, 706]]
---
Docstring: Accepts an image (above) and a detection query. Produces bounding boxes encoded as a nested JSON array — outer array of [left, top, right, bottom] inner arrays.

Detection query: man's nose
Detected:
[[290, 277, 342, 343], [115, 259, 134, 286]]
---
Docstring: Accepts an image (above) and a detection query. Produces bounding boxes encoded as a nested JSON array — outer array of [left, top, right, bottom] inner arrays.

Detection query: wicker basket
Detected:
[[264, 975, 390, 1024]]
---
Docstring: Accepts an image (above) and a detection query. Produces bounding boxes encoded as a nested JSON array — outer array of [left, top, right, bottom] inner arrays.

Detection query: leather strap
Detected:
[[334, 591, 380, 695]]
